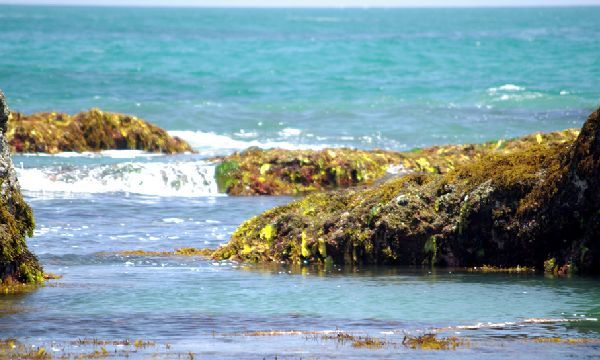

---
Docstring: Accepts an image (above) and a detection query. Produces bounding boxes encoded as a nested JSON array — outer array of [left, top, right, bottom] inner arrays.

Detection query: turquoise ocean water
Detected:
[[1, 5, 600, 358], [2, 6, 599, 152]]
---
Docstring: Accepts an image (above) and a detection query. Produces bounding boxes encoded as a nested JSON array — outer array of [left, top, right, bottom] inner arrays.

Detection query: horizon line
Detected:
[[1, 3, 599, 9]]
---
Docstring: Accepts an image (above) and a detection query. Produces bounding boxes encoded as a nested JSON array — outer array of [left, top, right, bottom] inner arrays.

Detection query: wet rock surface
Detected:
[[0, 91, 42, 285], [8, 109, 193, 154], [214, 129, 578, 195], [214, 108, 600, 274]]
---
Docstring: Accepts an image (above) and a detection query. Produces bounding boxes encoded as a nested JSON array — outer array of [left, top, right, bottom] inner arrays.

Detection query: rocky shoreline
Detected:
[[2, 97, 599, 277], [0, 92, 43, 288], [213, 108, 600, 274], [213, 128, 578, 195], [8, 109, 193, 154]]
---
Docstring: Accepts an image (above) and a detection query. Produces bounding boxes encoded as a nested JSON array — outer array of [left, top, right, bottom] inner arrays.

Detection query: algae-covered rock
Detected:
[[0, 91, 42, 285], [7, 109, 193, 154], [214, 108, 600, 274], [214, 147, 405, 195], [213, 129, 578, 195]]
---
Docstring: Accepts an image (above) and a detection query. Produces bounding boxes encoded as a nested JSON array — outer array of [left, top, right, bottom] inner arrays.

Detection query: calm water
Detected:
[[1, 5, 600, 358], [3, 192, 600, 358]]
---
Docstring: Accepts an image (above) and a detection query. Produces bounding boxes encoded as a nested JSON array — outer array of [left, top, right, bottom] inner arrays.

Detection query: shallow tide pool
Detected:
[[2, 184, 599, 358]]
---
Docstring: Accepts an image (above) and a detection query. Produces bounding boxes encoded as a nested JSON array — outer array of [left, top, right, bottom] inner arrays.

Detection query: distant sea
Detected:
[[1, 6, 599, 154], [1, 6, 600, 359]]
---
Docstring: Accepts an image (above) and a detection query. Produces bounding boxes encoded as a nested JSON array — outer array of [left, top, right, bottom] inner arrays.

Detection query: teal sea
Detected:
[[1, 5, 600, 358], [2, 6, 599, 152]]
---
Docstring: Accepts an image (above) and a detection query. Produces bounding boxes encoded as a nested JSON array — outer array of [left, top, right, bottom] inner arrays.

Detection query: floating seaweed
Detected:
[[105, 248, 213, 258], [402, 334, 465, 350], [466, 265, 536, 273]]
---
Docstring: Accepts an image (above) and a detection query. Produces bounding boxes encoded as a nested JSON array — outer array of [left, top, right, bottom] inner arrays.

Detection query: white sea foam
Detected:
[[233, 129, 258, 138], [486, 84, 546, 103], [496, 93, 543, 102], [19, 150, 166, 159], [168, 130, 329, 155], [279, 128, 302, 137], [162, 217, 185, 224], [488, 84, 525, 93], [428, 317, 598, 333], [17, 161, 220, 197]]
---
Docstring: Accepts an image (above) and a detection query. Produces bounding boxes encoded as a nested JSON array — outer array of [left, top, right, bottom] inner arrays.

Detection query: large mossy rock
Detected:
[[0, 91, 42, 284], [7, 109, 193, 154], [214, 108, 600, 274], [214, 129, 578, 195]]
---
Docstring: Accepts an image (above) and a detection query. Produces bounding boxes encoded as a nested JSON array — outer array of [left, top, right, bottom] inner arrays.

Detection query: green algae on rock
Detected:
[[402, 334, 465, 350], [213, 129, 578, 195], [7, 109, 193, 154], [214, 147, 404, 195], [213, 108, 600, 274], [104, 247, 214, 258], [0, 91, 43, 287]]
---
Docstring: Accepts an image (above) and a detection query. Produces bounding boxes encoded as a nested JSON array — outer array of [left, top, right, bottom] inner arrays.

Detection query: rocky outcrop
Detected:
[[214, 129, 578, 195], [8, 109, 193, 154], [214, 148, 405, 195], [0, 91, 42, 285], [214, 108, 600, 274]]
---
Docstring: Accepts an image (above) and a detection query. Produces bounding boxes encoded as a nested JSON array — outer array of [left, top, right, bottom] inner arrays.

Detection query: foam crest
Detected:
[[17, 161, 220, 197], [488, 84, 526, 93], [19, 150, 166, 159], [169, 130, 328, 156], [485, 83, 548, 104], [429, 317, 598, 333]]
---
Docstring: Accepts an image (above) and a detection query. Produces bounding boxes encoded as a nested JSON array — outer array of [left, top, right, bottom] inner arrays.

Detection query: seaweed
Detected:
[[7, 109, 193, 154], [402, 334, 465, 350], [214, 108, 600, 274], [104, 248, 214, 257], [0, 91, 43, 285], [211, 128, 578, 195]]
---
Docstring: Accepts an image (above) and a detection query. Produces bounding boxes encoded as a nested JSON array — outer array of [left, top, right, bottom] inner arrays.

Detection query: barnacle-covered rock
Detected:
[[214, 108, 600, 274], [7, 109, 193, 154], [214, 129, 578, 195], [0, 91, 42, 286]]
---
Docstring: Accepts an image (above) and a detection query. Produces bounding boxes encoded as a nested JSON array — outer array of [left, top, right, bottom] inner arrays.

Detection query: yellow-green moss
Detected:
[[213, 108, 600, 274], [0, 91, 43, 285], [212, 129, 579, 195], [104, 248, 213, 257], [467, 265, 536, 273], [8, 109, 193, 154], [402, 334, 465, 350]]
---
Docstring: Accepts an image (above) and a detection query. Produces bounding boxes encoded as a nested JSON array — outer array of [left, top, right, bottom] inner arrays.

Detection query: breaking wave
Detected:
[[169, 130, 330, 156], [17, 161, 220, 197]]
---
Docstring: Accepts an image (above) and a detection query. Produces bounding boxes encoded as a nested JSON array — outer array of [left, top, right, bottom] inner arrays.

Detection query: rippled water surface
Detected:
[[1, 6, 599, 153], [0, 187, 598, 358]]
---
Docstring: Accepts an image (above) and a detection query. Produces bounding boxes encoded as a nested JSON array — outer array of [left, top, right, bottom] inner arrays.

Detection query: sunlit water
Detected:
[[2, 156, 600, 357], [1, 5, 600, 358], [1, 6, 599, 153]]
